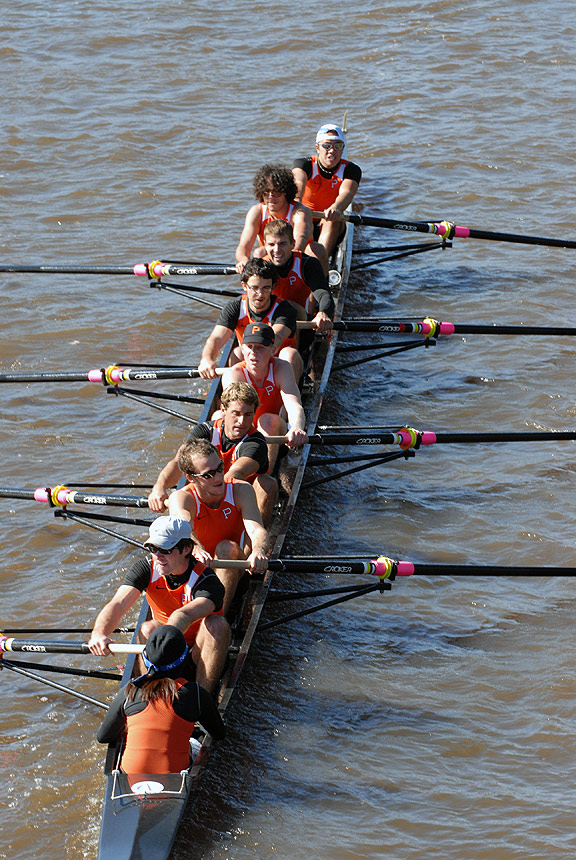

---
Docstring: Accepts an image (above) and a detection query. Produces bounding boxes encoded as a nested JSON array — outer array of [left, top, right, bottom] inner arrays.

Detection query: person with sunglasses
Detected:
[[88, 517, 230, 695], [148, 382, 278, 528], [167, 440, 269, 616], [292, 124, 362, 261]]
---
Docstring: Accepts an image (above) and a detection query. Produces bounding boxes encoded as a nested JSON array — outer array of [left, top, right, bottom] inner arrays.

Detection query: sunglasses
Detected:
[[319, 141, 344, 151], [145, 544, 178, 556], [190, 460, 225, 480]]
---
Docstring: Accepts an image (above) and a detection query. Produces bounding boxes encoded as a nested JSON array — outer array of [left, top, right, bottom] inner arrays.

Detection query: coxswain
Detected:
[[167, 439, 270, 616], [235, 163, 328, 273], [88, 517, 229, 694], [263, 219, 334, 334], [197, 258, 303, 383], [292, 124, 362, 261], [148, 381, 278, 527], [221, 322, 307, 473], [96, 625, 226, 775]]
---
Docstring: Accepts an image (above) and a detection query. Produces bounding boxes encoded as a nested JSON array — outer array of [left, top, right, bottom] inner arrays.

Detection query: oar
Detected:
[[296, 318, 576, 336], [213, 556, 576, 578], [208, 557, 405, 578], [312, 211, 576, 250], [147, 262, 236, 277], [0, 364, 225, 384], [264, 427, 576, 447], [0, 261, 234, 276], [0, 486, 150, 508], [0, 636, 143, 655]]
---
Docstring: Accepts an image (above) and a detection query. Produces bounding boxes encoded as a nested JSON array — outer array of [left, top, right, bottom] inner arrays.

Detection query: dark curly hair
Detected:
[[252, 164, 298, 203]]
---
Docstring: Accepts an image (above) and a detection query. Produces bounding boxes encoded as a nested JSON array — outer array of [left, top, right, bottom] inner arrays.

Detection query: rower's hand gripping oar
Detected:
[[0, 636, 144, 655], [312, 211, 576, 251]]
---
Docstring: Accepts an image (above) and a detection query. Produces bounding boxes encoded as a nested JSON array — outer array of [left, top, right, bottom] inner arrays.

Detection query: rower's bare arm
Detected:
[[291, 167, 308, 201], [276, 360, 306, 445], [324, 178, 359, 220], [237, 483, 269, 573], [235, 206, 260, 270], [89, 585, 141, 656], [167, 596, 217, 632], [198, 325, 233, 379], [167, 491, 213, 564], [272, 322, 292, 353], [226, 455, 259, 482], [292, 205, 313, 251], [148, 446, 185, 511]]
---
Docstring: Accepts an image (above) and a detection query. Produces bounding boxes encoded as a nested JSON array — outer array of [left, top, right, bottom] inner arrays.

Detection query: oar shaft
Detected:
[[319, 211, 576, 250], [0, 637, 143, 654], [0, 486, 150, 508], [149, 262, 236, 277], [208, 557, 396, 576], [0, 264, 144, 275], [306, 429, 576, 446], [0, 365, 224, 384], [296, 318, 576, 336]]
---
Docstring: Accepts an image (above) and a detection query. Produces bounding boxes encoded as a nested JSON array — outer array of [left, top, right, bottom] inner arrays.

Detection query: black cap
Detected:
[[243, 322, 275, 346], [141, 625, 188, 678]]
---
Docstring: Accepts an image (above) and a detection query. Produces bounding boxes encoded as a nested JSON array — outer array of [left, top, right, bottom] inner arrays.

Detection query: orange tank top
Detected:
[[185, 479, 246, 556], [237, 359, 284, 423], [145, 557, 217, 645], [236, 295, 296, 351], [270, 251, 313, 311], [257, 202, 295, 246], [120, 681, 192, 774], [210, 416, 259, 484], [301, 156, 348, 213]]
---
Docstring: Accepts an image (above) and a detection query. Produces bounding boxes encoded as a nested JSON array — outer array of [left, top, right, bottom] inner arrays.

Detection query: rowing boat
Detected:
[[96, 129, 355, 859]]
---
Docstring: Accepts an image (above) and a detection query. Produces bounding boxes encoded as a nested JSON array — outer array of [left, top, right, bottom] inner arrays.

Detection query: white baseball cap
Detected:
[[144, 516, 192, 549], [315, 124, 345, 143]]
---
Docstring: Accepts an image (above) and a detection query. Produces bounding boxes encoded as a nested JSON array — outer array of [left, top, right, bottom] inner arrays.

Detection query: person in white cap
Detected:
[[292, 124, 362, 260], [88, 517, 229, 694]]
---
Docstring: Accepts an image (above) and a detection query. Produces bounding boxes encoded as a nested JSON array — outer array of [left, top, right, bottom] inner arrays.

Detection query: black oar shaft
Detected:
[[305, 429, 576, 446], [0, 365, 221, 384], [0, 486, 149, 508], [335, 212, 576, 250]]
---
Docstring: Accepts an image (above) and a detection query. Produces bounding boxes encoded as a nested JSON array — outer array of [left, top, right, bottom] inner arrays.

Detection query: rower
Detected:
[[221, 322, 307, 473], [96, 625, 226, 774], [235, 163, 328, 274], [88, 517, 229, 694], [167, 439, 269, 616], [292, 124, 362, 261], [262, 219, 334, 335], [148, 381, 278, 527], [197, 257, 303, 383]]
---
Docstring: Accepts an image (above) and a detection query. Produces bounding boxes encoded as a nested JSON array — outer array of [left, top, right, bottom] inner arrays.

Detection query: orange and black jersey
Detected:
[[271, 252, 334, 317], [124, 555, 224, 612], [217, 294, 297, 338], [97, 679, 226, 772], [187, 419, 269, 476], [292, 156, 362, 187]]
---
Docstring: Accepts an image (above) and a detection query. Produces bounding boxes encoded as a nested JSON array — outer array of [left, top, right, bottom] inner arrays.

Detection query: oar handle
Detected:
[[0, 636, 144, 655]]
